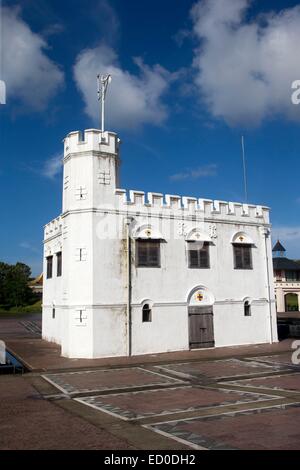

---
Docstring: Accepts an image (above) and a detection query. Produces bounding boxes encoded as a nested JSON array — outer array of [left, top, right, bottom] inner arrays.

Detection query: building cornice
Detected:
[[61, 208, 271, 228], [63, 151, 118, 163]]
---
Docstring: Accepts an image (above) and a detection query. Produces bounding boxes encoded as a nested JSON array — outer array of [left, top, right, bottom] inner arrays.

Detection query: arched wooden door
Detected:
[[188, 287, 215, 349]]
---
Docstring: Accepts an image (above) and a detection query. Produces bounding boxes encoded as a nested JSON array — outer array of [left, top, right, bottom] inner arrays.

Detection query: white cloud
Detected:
[[170, 163, 217, 181], [1, 6, 64, 110], [73, 44, 173, 130], [42, 153, 63, 179], [173, 28, 192, 47], [19, 242, 41, 255], [191, 0, 300, 126]]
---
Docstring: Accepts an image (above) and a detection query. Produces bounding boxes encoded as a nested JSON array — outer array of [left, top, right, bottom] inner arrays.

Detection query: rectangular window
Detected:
[[137, 240, 160, 267], [188, 242, 210, 268], [233, 244, 252, 269], [57, 252, 62, 277], [52, 308, 55, 319], [46, 256, 53, 279]]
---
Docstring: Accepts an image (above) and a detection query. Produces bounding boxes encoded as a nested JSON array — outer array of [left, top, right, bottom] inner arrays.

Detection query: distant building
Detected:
[[273, 241, 300, 313], [42, 128, 278, 359], [29, 273, 43, 298]]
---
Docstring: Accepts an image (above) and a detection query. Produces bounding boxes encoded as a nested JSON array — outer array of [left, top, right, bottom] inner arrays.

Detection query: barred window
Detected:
[[137, 240, 160, 267], [233, 244, 252, 270], [46, 256, 53, 279], [188, 242, 210, 269]]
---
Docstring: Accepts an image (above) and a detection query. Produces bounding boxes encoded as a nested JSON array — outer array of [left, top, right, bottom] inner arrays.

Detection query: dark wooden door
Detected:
[[188, 306, 214, 349]]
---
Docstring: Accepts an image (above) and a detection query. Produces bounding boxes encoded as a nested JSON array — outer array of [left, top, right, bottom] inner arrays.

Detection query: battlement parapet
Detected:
[[44, 216, 62, 240], [63, 129, 120, 158], [115, 189, 269, 223]]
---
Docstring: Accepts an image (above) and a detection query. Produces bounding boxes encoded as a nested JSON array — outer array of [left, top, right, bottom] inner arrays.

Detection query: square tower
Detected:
[[42, 129, 123, 358]]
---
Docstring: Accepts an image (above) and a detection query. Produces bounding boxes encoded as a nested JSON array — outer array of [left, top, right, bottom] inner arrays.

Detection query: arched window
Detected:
[[285, 293, 299, 312], [244, 300, 251, 316], [142, 304, 152, 322]]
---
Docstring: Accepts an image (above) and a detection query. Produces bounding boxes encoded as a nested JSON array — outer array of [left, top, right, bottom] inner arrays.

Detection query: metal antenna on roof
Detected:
[[241, 135, 248, 203], [97, 74, 112, 132]]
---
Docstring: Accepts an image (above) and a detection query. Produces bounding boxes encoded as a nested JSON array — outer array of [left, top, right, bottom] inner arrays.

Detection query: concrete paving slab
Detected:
[[145, 403, 300, 450], [246, 353, 300, 368], [154, 358, 287, 382], [225, 373, 300, 393], [75, 385, 279, 421], [42, 367, 183, 395]]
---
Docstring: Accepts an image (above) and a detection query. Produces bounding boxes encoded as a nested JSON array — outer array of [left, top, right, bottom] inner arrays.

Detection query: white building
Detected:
[[42, 128, 278, 358]]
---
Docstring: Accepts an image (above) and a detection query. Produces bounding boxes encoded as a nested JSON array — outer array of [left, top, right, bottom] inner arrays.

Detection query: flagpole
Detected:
[[241, 135, 248, 203]]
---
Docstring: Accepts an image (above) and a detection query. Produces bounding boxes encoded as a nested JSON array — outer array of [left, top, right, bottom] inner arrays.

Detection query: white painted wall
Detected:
[[131, 305, 189, 355]]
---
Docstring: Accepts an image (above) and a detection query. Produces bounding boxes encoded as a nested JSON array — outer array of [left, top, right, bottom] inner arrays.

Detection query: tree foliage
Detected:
[[0, 262, 38, 309]]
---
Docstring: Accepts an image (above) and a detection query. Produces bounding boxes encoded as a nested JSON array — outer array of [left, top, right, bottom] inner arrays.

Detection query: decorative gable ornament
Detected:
[[231, 232, 254, 244], [185, 228, 211, 242], [133, 225, 163, 240]]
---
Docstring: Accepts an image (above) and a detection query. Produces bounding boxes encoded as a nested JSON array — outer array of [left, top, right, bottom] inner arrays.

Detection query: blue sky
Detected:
[[1, 0, 300, 275]]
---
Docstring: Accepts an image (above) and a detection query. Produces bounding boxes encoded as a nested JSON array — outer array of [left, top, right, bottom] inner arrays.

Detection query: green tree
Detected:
[[0, 262, 10, 306], [0, 261, 38, 309], [15, 262, 31, 279]]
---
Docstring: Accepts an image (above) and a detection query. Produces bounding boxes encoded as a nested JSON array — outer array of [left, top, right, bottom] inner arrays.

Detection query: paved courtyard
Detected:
[[34, 354, 300, 449], [0, 315, 300, 450]]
